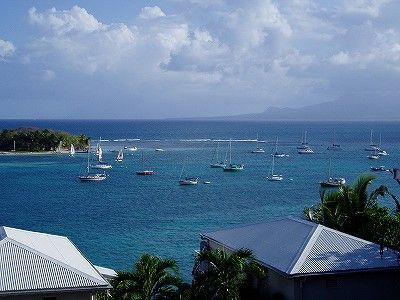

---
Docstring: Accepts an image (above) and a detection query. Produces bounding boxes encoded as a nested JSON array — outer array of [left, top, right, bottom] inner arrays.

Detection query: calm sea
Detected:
[[0, 120, 399, 279]]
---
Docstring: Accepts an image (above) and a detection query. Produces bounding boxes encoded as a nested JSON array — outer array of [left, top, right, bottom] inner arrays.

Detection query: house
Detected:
[[200, 217, 400, 300], [0, 226, 115, 300]]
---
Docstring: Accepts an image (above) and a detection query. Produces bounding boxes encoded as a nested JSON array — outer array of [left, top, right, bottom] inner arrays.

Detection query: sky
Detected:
[[0, 0, 400, 119]]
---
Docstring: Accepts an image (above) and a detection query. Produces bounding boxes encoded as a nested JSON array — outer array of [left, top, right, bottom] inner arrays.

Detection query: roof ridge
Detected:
[[286, 224, 321, 274], [3, 238, 108, 286]]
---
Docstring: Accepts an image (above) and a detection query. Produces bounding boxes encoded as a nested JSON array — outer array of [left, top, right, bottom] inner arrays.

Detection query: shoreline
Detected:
[[0, 151, 73, 156]]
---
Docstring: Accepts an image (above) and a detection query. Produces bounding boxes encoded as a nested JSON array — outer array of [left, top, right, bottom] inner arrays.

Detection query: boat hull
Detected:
[[136, 170, 155, 175], [179, 178, 198, 185], [79, 174, 106, 182]]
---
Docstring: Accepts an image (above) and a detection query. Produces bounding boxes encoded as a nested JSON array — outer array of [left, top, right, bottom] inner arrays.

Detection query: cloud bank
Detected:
[[1, 0, 400, 118]]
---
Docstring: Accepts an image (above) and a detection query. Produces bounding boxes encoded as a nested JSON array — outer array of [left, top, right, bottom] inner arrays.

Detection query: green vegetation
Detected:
[[192, 248, 265, 300], [304, 174, 400, 251], [111, 254, 190, 300], [0, 127, 89, 152]]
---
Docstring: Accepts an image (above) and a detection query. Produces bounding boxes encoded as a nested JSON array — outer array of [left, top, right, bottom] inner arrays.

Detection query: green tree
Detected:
[[112, 253, 189, 300], [192, 248, 265, 300], [304, 174, 399, 248]]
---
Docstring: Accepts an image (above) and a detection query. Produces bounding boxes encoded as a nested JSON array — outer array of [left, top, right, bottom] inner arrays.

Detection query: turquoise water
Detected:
[[0, 120, 399, 279]]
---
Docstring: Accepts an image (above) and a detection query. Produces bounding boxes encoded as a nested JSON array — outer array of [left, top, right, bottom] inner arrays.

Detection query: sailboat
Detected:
[[79, 142, 107, 182], [267, 155, 283, 181], [115, 149, 124, 162], [251, 134, 265, 153], [327, 130, 342, 151], [179, 157, 198, 185], [367, 150, 380, 160], [376, 133, 389, 156], [70, 144, 75, 156], [365, 130, 380, 151], [297, 131, 314, 154], [272, 137, 289, 157], [136, 151, 155, 175], [210, 141, 226, 168], [91, 145, 112, 169], [223, 139, 244, 171], [320, 158, 345, 187]]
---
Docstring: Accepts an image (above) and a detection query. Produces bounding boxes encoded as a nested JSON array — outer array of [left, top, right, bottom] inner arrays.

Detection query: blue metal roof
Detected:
[[202, 217, 400, 276]]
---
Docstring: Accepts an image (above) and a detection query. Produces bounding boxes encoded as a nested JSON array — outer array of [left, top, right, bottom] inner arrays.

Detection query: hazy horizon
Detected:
[[1, 1, 400, 119]]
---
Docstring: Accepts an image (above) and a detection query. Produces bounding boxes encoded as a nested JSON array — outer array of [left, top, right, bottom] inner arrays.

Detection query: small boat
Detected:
[[203, 181, 211, 184], [298, 147, 314, 154], [320, 158, 345, 187], [365, 130, 380, 151], [115, 149, 123, 162], [251, 134, 265, 153], [136, 151, 155, 175], [272, 137, 289, 157], [125, 146, 137, 151], [320, 177, 346, 187], [79, 142, 107, 182], [223, 139, 244, 171], [155, 148, 164, 152], [371, 166, 387, 171], [179, 177, 198, 185], [70, 144, 75, 156], [210, 141, 226, 168], [327, 130, 342, 151], [267, 156, 283, 181], [376, 134, 389, 156], [179, 157, 198, 185], [367, 151, 380, 160]]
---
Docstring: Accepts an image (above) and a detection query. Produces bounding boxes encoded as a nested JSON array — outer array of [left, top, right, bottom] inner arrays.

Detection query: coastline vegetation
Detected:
[[0, 127, 89, 152]]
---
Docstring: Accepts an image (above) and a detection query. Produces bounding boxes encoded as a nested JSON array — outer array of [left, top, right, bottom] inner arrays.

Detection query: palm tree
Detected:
[[192, 248, 265, 300], [305, 174, 389, 240], [112, 253, 189, 300]]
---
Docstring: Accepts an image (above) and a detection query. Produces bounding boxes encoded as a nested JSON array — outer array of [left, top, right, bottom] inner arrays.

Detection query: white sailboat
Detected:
[[297, 131, 314, 154], [115, 149, 124, 162], [92, 145, 112, 169], [272, 137, 289, 157], [320, 158, 345, 187], [179, 157, 198, 185], [376, 133, 389, 156], [251, 134, 265, 153], [79, 142, 107, 182], [223, 139, 244, 171], [70, 144, 75, 156], [267, 155, 283, 181], [210, 141, 226, 168], [365, 130, 379, 151]]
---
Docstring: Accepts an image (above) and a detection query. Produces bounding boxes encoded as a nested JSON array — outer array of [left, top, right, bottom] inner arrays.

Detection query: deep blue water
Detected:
[[0, 120, 400, 279]]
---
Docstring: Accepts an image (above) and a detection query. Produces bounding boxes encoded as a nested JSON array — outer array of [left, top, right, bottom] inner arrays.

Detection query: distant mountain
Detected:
[[208, 98, 400, 121]]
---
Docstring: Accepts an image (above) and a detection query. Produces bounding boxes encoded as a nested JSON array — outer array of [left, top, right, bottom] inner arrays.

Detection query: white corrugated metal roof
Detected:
[[202, 217, 400, 276], [0, 226, 110, 294]]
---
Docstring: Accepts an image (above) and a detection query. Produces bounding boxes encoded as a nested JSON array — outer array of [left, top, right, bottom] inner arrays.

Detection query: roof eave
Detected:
[[0, 284, 111, 296]]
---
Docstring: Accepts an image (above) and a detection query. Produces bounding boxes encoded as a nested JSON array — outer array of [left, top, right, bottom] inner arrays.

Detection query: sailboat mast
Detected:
[[271, 155, 275, 175], [86, 142, 90, 173], [275, 137, 278, 152], [229, 139, 232, 164]]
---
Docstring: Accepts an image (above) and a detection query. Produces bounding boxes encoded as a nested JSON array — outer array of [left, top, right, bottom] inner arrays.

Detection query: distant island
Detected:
[[0, 127, 89, 152]]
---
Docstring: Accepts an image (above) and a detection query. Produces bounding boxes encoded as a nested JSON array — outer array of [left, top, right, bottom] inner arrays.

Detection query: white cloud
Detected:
[[139, 6, 166, 19], [342, 0, 390, 18], [0, 38, 16, 59], [28, 6, 104, 35], [330, 51, 351, 65]]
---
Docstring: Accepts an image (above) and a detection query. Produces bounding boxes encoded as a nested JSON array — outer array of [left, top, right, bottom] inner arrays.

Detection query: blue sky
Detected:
[[1, 0, 400, 119]]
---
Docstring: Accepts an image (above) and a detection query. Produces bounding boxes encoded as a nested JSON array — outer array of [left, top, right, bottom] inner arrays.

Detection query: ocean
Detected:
[[0, 120, 399, 279]]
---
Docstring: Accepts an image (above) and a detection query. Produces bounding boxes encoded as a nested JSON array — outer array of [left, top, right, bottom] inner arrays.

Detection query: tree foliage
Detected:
[[304, 174, 400, 251], [111, 254, 189, 300], [0, 127, 89, 152], [192, 248, 265, 300]]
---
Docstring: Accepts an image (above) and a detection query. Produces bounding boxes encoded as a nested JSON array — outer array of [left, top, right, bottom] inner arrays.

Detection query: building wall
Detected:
[[299, 270, 400, 300], [0, 291, 96, 300], [267, 270, 295, 300]]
